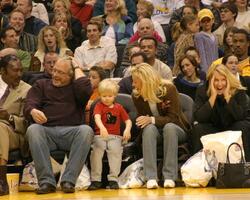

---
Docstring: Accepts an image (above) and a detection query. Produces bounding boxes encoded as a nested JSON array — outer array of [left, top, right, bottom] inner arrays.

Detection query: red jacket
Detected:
[[70, 2, 93, 27], [129, 31, 163, 44]]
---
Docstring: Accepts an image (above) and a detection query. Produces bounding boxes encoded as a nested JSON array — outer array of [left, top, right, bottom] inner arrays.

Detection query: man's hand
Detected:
[[30, 109, 47, 124], [0, 108, 9, 120], [136, 115, 152, 128]]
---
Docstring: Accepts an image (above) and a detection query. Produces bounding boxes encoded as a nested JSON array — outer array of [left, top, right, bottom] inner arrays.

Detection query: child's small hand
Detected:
[[100, 127, 109, 138], [123, 130, 131, 142]]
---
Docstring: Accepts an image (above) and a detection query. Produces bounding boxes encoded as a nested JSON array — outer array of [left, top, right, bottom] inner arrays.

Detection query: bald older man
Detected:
[[24, 57, 93, 194], [129, 18, 163, 44]]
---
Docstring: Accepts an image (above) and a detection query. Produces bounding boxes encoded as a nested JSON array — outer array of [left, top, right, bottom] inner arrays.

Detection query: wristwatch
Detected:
[[8, 114, 14, 123]]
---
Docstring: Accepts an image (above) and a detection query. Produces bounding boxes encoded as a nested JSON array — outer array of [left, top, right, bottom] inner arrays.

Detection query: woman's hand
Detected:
[[210, 75, 217, 98], [223, 78, 232, 103], [209, 75, 217, 107], [136, 116, 152, 128]]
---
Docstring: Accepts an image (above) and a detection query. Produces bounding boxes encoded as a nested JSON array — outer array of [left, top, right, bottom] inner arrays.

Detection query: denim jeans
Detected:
[[26, 124, 94, 187]]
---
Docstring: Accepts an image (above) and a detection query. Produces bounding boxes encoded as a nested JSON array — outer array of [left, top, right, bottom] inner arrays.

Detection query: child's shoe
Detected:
[[88, 181, 102, 190]]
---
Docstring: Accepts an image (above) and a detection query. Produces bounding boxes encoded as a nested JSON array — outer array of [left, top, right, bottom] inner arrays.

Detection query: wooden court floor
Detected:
[[1, 187, 250, 200]]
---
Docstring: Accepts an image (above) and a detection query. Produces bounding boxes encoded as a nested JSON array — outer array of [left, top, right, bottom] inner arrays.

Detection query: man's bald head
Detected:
[[0, 48, 17, 58], [137, 18, 154, 37]]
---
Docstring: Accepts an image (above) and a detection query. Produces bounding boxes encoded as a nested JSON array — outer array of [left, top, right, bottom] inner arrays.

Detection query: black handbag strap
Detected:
[[226, 142, 245, 164]]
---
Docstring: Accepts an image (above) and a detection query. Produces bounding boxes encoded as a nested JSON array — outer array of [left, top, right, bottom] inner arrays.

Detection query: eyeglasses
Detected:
[[52, 68, 68, 75]]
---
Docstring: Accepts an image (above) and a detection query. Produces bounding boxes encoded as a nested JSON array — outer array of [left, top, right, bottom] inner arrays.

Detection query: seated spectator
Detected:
[[34, 26, 72, 71], [85, 66, 108, 124], [131, 63, 190, 189], [74, 19, 117, 76], [0, 27, 31, 70], [133, 0, 166, 43], [191, 64, 250, 160], [88, 79, 132, 190], [119, 51, 148, 95], [24, 57, 94, 194], [232, 28, 250, 76], [139, 36, 172, 80], [70, 0, 93, 28], [0, 0, 16, 15], [222, 53, 250, 96], [129, 18, 163, 44], [123, 45, 141, 77], [233, 0, 250, 33], [0, 54, 31, 196], [51, 12, 81, 52], [92, 0, 137, 23], [27, 52, 59, 85], [213, 2, 244, 48], [101, 0, 133, 45], [173, 15, 200, 76], [8, 9, 38, 53], [195, 8, 218, 72], [51, 0, 84, 44], [221, 26, 238, 55], [181, 5, 198, 17], [16, 0, 48, 36], [174, 55, 205, 100], [185, 46, 202, 65], [31, 1, 49, 24]]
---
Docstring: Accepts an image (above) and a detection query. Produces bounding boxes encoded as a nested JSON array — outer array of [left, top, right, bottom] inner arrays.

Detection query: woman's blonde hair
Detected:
[[105, 0, 128, 16], [52, 0, 71, 11], [98, 79, 119, 96], [171, 22, 183, 42], [137, 0, 154, 17], [131, 63, 171, 103], [51, 12, 72, 39], [207, 64, 246, 96], [37, 26, 67, 52]]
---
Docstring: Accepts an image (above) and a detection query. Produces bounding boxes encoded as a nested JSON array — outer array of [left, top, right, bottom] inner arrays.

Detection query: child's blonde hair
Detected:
[[98, 79, 120, 96]]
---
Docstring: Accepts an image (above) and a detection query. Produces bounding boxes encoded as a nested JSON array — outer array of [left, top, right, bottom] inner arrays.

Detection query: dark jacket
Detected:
[[132, 82, 190, 131], [194, 83, 250, 129], [24, 16, 48, 36]]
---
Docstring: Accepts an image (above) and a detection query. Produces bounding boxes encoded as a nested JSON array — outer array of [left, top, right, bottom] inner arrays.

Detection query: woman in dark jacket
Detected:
[[192, 64, 250, 161], [174, 55, 205, 100]]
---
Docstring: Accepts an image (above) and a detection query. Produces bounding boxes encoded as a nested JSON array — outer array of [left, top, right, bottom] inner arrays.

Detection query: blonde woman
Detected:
[[34, 26, 72, 71], [192, 64, 250, 161], [102, 0, 133, 44], [52, 12, 81, 52], [131, 63, 190, 189], [52, 0, 83, 45]]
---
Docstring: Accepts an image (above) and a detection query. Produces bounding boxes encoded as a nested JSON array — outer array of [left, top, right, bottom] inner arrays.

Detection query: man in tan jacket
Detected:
[[0, 54, 31, 196]]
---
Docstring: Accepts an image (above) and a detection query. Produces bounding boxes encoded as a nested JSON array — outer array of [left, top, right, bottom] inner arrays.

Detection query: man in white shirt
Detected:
[[74, 19, 117, 77], [139, 36, 172, 80]]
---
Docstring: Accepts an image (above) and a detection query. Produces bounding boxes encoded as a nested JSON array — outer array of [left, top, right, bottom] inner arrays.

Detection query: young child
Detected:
[[85, 66, 108, 124], [89, 79, 132, 190]]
